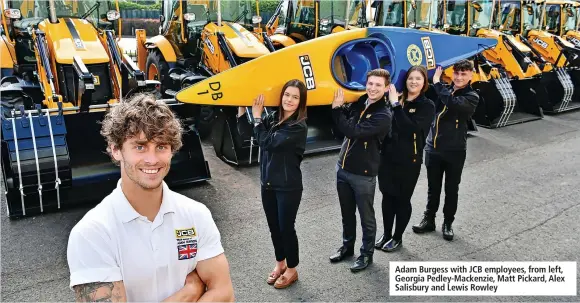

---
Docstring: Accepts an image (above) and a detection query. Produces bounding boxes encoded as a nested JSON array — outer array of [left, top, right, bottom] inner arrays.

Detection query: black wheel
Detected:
[[196, 105, 216, 139], [1, 83, 27, 118], [145, 49, 170, 97], [179, 80, 216, 140]]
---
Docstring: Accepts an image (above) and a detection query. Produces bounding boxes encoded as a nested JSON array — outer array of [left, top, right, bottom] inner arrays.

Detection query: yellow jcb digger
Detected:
[[209, 0, 373, 166], [370, 0, 473, 132], [543, 0, 580, 101], [371, 0, 447, 32], [0, 0, 210, 218], [370, 0, 539, 129], [499, 0, 579, 112], [370, 0, 413, 28], [436, 0, 548, 128], [264, 0, 370, 49], [135, 0, 274, 166], [547, 0, 580, 47]]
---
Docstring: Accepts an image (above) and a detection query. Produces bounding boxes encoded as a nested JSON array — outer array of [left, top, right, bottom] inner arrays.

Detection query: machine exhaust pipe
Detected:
[[217, 0, 221, 27], [49, 0, 57, 23], [344, 0, 351, 29], [489, 0, 496, 30]]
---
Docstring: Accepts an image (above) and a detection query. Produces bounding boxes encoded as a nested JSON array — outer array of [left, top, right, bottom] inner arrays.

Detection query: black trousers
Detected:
[[425, 150, 467, 223], [336, 165, 377, 257], [378, 161, 421, 241], [261, 187, 302, 268]]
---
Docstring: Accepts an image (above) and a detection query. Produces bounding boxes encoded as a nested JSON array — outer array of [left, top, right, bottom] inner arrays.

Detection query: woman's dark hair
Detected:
[[401, 65, 429, 105], [277, 79, 308, 125]]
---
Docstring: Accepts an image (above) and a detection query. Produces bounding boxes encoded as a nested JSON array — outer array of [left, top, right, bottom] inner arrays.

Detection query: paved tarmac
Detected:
[[1, 110, 580, 302]]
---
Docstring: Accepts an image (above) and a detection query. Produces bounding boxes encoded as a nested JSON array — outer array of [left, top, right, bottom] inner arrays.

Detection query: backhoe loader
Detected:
[[210, 0, 373, 166], [372, 0, 445, 31], [426, 0, 547, 128], [497, 0, 579, 113], [135, 0, 273, 151], [373, 0, 543, 131], [543, 0, 580, 101], [0, 0, 210, 218], [372, 1, 467, 131], [543, 0, 580, 48], [264, 0, 370, 49]]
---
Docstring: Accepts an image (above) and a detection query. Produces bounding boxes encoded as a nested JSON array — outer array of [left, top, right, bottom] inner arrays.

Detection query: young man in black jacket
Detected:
[[328, 69, 393, 272], [412, 60, 479, 241]]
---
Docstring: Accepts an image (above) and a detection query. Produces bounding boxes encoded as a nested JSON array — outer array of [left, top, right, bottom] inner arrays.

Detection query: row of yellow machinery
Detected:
[[0, 0, 578, 218], [0, 0, 372, 218], [135, 0, 374, 166], [371, 0, 580, 128]]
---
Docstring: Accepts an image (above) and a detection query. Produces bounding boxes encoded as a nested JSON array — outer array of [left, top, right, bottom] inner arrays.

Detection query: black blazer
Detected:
[[237, 111, 307, 191], [381, 94, 436, 165], [332, 94, 392, 177], [425, 82, 479, 153]]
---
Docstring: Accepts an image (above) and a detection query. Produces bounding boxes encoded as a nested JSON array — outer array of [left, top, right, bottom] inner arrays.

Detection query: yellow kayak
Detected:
[[175, 26, 497, 107]]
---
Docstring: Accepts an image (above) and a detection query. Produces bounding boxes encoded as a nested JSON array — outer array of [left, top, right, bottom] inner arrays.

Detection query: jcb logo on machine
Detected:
[[74, 38, 84, 49], [421, 37, 436, 70], [175, 227, 197, 238], [299, 55, 316, 90], [93, 76, 100, 85], [533, 38, 548, 49], [205, 37, 215, 54], [569, 37, 580, 48]]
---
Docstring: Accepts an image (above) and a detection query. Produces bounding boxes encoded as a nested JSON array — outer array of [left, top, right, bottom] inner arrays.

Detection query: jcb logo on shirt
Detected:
[[175, 227, 197, 238]]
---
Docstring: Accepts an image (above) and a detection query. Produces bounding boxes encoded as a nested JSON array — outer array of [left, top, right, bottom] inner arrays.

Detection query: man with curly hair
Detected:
[[66, 94, 234, 302]]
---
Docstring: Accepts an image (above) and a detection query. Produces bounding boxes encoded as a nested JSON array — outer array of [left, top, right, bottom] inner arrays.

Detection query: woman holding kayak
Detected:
[[237, 79, 308, 289], [375, 65, 436, 252]]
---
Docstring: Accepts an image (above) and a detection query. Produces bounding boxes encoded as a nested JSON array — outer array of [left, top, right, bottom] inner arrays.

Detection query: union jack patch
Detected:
[[177, 241, 198, 260]]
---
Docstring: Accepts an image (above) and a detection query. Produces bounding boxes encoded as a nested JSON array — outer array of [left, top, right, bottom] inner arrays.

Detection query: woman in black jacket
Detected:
[[375, 66, 436, 252], [237, 79, 308, 289]]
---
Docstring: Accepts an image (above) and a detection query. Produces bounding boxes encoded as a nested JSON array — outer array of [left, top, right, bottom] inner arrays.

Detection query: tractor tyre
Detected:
[[1, 82, 27, 118], [145, 49, 170, 97], [195, 105, 215, 139]]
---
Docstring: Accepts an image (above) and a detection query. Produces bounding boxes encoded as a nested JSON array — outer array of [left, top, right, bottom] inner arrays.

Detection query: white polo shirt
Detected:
[[67, 180, 224, 302]]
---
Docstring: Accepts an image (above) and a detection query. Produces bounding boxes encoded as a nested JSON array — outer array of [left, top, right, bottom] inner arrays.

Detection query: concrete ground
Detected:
[[2, 110, 580, 302]]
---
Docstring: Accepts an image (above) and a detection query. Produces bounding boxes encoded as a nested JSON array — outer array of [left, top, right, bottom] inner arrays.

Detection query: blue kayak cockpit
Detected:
[[332, 37, 394, 90]]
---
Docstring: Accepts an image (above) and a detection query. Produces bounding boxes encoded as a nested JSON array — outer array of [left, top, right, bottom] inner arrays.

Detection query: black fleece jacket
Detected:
[[237, 111, 307, 191], [332, 94, 392, 177], [381, 94, 436, 165], [425, 82, 479, 153]]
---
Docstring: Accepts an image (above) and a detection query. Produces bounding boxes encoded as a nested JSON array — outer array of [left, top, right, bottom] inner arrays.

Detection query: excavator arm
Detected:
[[31, 29, 62, 105], [104, 30, 159, 97]]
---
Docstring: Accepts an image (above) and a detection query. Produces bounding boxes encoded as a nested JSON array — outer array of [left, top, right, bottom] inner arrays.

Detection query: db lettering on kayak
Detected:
[[197, 81, 223, 101]]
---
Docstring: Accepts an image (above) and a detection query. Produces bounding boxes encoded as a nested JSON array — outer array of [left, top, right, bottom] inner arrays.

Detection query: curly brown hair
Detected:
[[100, 93, 183, 163]]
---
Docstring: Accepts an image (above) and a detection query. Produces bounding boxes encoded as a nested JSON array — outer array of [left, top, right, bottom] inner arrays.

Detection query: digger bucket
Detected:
[[471, 77, 544, 128], [536, 68, 579, 113], [568, 68, 580, 103], [1, 102, 210, 219], [211, 106, 343, 166]]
